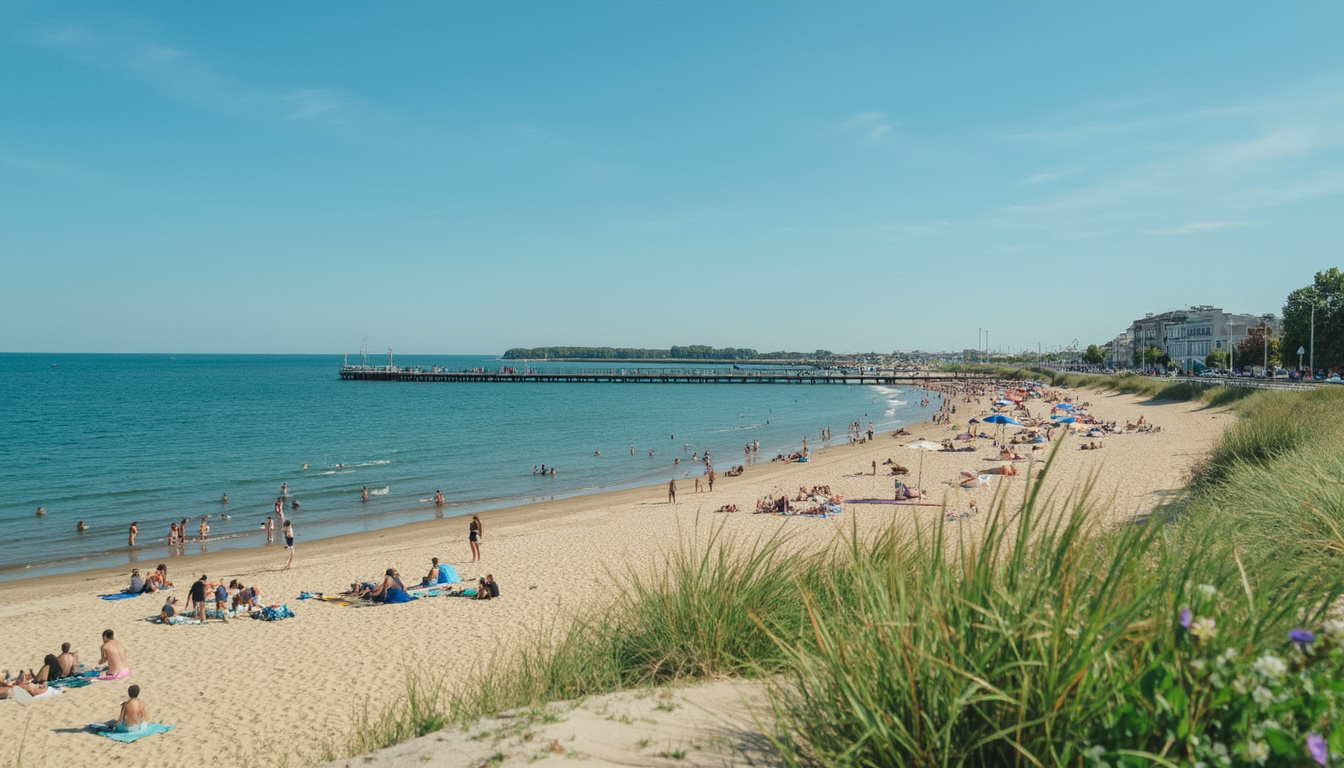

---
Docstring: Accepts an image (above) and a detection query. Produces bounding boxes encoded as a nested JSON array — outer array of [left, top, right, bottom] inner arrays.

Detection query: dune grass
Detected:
[[324, 386, 1344, 767]]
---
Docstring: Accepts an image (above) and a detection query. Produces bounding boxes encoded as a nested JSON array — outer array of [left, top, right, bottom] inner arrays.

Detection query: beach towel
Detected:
[[383, 588, 417, 604], [437, 563, 459, 584], [53, 676, 93, 690], [87, 723, 175, 742], [97, 668, 132, 681], [99, 592, 142, 601], [10, 686, 63, 706], [256, 605, 294, 621], [849, 498, 900, 504]]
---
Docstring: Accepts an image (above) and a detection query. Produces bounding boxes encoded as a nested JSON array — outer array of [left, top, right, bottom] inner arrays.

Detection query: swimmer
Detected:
[[220, 493, 229, 504], [434, 490, 444, 506], [291, 500, 299, 510], [361, 486, 369, 502], [77, 521, 88, 532], [36, 506, 45, 517], [594, 450, 601, 456]]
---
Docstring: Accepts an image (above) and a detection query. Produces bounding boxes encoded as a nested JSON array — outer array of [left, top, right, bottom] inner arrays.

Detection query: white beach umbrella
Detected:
[[904, 439, 942, 496]]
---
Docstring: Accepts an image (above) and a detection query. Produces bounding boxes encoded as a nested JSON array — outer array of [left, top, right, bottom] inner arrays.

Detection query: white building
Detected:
[[1124, 306, 1280, 370]]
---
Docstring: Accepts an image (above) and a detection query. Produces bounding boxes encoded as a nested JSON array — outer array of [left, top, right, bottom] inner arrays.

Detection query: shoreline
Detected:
[[0, 421, 921, 593], [0, 386, 1236, 768]]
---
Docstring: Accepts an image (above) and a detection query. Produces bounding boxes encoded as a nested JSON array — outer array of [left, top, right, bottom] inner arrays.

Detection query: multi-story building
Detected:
[[1123, 306, 1280, 370]]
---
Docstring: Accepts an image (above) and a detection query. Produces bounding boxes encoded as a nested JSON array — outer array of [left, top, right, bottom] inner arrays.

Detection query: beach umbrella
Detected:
[[904, 439, 941, 496], [981, 413, 1022, 445]]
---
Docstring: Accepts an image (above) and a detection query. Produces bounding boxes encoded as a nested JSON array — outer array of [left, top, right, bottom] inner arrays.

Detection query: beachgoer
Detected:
[[435, 490, 444, 506], [283, 520, 295, 569], [233, 584, 259, 611], [77, 521, 88, 532], [368, 569, 406, 602], [668, 478, 677, 503], [280, 483, 287, 498], [550, 467, 555, 476], [32, 653, 63, 684], [199, 519, 209, 541], [105, 684, 147, 733], [483, 574, 500, 599], [469, 516, 482, 563], [291, 499, 299, 510], [189, 575, 208, 622], [214, 581, 230, 618], [149, 563, 173, 588], [98, 629, 129, 678], [159, 596, 178, 624], [128, 522, 138, 547], [221, 492, 229, 503], [0, 675, 47, 700], [57, 643, 79, 677], [362, 486, 369, 502], [36, 506, 45, 517], [127, 569, 155, 595], [474, 577, 493, 600], [168, 522, 178, 547], [264, 516, 274, 544]]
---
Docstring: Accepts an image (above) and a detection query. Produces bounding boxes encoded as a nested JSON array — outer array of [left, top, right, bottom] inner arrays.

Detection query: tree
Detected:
[[1082, 344, 1106, 365], [1205, 349, 1229, 370], [1133, 346, 1168, 369], [1282, 268, 1344, 372], [1235, 324, 1280, 370]]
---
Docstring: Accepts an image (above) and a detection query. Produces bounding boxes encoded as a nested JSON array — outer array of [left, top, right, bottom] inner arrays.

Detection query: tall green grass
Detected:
[[325, 386, 1344, 767]]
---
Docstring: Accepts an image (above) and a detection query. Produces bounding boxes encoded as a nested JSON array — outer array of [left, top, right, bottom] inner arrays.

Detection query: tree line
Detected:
[[501, 346, 836, 361]]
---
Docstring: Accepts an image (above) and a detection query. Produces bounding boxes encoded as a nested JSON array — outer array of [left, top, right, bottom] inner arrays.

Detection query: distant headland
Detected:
[[501, 346, 837, 363]]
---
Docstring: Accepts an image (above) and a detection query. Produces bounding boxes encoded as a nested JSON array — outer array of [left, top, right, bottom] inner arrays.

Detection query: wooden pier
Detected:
[[338, 366, 993, 386]]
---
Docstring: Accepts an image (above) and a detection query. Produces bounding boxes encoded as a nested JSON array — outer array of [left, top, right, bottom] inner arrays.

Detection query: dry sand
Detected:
[[0, 387, 1235, 768]]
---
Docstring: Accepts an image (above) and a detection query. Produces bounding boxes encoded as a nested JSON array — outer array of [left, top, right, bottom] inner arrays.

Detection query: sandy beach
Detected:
[[0, 387, 1236, 768]]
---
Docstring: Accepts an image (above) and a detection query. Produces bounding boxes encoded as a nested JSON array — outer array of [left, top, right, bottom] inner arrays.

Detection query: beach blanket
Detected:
[[255, 605, 294, 621], [99, 592, 142, 601], [9, 686, 63, 706], [383, 588, 417, 604], [53, 676, 93, 690], [87, 723, 175, 742]]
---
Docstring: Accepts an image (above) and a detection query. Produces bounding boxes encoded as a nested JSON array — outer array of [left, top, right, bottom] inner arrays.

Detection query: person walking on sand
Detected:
[[128, 522, 138, 547], [668, 478, 677, 503], [468, 516, 482, 562], [708, 469, 716, 492], [283, 520, 295, 569], [188, 574, 208, 623]]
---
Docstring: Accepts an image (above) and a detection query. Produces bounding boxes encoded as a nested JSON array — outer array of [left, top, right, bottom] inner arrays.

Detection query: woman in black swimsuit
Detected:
[[468, 516, 482, 563]]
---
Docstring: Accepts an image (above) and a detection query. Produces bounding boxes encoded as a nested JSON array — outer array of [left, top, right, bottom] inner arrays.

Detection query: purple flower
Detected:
[[1307, 732, 1327, 766], [1179, 607, 1192, 630], [1290, 628, 1317, 644]]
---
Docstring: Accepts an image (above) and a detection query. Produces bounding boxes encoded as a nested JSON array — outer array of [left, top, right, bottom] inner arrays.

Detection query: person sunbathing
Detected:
[[367, 569, 406, 602], [1000, 449, 1027, 461], [959, 471, 984, 488], [160, 597, 179, 623], [148, 564, 174, 589], [0, 673, 48, 700], [983, 464, 1019, 476], [30, 654, 64, 683]]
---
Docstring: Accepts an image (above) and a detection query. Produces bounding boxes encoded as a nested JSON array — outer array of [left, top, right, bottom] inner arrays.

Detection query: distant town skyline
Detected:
[[2, 4, 1341, 354]]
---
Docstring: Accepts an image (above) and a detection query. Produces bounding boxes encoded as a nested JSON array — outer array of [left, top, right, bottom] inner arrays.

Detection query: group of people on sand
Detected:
[[158, 574, 262, 624], [344, 555, 499, 602], [2, 629, 130, 699], [124, 564, 174, 594]]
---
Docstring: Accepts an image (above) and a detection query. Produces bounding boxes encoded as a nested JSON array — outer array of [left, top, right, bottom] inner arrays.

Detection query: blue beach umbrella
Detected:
[[981, 414, 1022, 426]]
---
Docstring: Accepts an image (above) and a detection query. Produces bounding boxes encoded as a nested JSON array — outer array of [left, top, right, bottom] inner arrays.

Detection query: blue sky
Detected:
[[3, 3, 1342, 355]]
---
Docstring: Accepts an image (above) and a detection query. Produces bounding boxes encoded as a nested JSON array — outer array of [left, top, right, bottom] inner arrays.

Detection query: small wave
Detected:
[[355, 460, 391, 467], [321, 469, 356, 475], [369, 486, 390, 496]]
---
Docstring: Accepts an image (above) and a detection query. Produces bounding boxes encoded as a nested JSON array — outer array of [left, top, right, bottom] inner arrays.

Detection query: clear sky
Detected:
[[3, 3, 1342, 355]]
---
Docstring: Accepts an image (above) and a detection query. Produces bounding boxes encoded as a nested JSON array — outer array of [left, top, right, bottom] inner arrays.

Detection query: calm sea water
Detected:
[[0, 354, 938, 580]]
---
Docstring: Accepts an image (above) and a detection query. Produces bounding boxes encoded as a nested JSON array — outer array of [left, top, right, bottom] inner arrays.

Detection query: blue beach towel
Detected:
[[383, 588, 417, 604], [437, 564, 460, 584], [99, 592, 142, 601], [88, 723, 175, 742]]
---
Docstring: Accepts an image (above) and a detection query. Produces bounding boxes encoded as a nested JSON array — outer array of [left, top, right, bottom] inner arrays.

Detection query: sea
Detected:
[[0, 354, 940, 580]]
